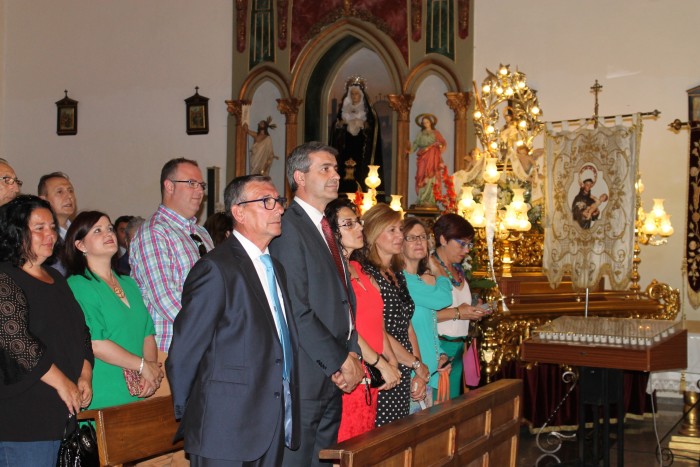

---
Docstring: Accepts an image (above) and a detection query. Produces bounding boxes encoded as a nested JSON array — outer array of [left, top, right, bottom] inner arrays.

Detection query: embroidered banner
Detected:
[[687, 123, 700, 306], [543, 117, 640, 290]]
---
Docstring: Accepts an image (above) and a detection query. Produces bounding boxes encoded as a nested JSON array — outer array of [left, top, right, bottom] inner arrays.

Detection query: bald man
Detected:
[[0, 158, 22, 206]]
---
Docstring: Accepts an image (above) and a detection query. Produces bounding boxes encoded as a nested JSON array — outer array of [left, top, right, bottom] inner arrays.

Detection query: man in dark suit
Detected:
[[167, 174, 299, 466], [269, 141, 364, 466]]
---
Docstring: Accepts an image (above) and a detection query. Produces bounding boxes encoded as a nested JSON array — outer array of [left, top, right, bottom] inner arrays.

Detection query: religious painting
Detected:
[[55, 90, 78, 136], [543, 118, 640, 290], [185, 87, 209, 135], [568, 163, 609, 230]]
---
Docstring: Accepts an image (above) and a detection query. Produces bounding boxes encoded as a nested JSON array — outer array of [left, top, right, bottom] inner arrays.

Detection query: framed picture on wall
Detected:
[[55, 90, 78, 136], [185, 87, 209, 135]]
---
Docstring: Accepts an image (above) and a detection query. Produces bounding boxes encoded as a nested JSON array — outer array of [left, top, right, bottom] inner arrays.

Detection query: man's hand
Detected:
[[336, 352, 364, 393]]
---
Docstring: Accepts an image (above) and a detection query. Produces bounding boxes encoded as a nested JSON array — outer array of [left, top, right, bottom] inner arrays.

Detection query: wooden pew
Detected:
[[77, 395, 183, 466], [319, 379, 522, 466]]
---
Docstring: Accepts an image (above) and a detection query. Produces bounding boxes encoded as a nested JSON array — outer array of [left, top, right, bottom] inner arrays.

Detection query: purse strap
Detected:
[[61, 414, 78, 438]]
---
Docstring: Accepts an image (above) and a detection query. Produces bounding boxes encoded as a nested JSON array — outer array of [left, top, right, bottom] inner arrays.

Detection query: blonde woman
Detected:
[[360, 204, 430, 426]]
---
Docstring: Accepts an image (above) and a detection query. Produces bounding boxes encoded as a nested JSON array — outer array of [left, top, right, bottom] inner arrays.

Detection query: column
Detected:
[[226, 99, 251, 178], [276, 97, 303, 201], [387, 93, 414, 209], [445, 91, 471, 171]]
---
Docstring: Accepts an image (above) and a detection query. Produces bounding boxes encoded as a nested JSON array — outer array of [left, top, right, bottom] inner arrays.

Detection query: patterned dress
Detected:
[[366, 263, 415, 427], [337, 261, 384, 441]]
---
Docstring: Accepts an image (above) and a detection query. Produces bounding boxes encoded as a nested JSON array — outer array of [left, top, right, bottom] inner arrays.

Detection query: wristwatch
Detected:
[[411, 358, 421, 370]]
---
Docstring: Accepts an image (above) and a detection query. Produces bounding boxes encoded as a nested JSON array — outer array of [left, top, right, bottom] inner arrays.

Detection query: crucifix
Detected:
[[590, 79, 603, 128]]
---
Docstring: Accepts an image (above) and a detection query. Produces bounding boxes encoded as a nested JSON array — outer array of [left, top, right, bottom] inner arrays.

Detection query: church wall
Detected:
[[0, 0, 6, 152], [474, 0, 700, 316], [0, 0, 233, 220]]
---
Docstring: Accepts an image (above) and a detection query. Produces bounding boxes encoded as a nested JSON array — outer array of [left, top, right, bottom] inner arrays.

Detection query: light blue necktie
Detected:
[[259, 253, 293, 446]]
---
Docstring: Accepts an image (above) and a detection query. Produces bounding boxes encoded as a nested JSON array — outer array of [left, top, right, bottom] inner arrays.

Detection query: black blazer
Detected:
[[167, 235, 300, 461], [269, 200, 359, 400]]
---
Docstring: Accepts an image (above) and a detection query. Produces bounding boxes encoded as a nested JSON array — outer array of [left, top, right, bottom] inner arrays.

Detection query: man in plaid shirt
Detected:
[[130, 157, 214, 352]]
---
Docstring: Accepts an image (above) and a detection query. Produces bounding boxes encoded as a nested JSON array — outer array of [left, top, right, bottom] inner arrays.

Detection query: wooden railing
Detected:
[[319, 379, 522, 466], [77, 395, 183, 466]]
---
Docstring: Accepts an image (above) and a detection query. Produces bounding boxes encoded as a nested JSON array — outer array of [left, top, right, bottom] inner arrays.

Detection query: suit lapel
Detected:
[[227, 237, 278, 333], [289, 201, 351, 293]]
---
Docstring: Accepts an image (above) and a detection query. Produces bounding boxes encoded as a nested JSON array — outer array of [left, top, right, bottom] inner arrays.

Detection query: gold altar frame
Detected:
[[227, 10, 474, 207]]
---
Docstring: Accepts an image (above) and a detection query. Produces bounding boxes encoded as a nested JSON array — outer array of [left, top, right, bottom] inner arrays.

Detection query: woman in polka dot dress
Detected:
[[359, 204, 430, 427]]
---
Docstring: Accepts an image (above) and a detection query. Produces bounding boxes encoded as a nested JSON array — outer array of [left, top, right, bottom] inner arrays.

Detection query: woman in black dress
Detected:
[[359, 204, 429, 426], [0, 195, 94, 466]]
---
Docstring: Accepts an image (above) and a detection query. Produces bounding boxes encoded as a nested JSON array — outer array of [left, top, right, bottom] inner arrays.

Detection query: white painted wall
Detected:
[[0, 0, 232, 220], [474, 0, 700, 317]]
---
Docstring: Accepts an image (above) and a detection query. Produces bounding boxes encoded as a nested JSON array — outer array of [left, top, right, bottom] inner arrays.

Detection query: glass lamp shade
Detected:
[[470, 203, 486, 228], [483, 157, 500, 184], [503, 206, 519, 230], [389, 195, 403, 211], [643, 217, 658, 235], [651, 199, 666, 219], [511, 189, 526, 212], [365, 165, 381, 190], [459, 186, 475, 211], [361, 191, 375, 213], [659, 215, 674, 236]]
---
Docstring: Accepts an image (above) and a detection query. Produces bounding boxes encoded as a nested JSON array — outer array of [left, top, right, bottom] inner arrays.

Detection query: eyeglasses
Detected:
[[170, 179, 207, 190], [1, 176, 22, 187], [404, 234, 428, 243], [339, 219, 364, 229], [190, 234, 208, 257], [237, 196, 287, 210], [454, 239, 474, 249]]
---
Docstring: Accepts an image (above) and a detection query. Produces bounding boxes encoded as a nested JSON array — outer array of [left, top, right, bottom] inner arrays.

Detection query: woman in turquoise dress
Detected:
[[401, 217, 453, 412], [65, 211, 163, 408]]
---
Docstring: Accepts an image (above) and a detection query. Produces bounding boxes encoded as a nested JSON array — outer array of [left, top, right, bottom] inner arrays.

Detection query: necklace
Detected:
[[432, 251, 464, 287], [102, 274, 125, 299]]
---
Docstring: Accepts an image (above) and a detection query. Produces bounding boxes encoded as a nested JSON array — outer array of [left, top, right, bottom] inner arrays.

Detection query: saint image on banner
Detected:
[[330, 76, 383, 193], [570, 164, 608, 229]]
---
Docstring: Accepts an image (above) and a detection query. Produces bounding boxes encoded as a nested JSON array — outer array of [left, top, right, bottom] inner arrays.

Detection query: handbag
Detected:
[[463, 337, 482, 387], [364, 362, 385, 389], [123, 368, 141, 396], [56, 414, 99, 467]]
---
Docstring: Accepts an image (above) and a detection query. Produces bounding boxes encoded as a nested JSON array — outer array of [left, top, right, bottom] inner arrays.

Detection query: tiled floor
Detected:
[[517, 396, 700, 466]]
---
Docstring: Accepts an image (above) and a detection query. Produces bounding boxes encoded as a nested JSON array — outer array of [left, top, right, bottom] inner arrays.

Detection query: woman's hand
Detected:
[[41, 364, 82, 415], [376, 357, 401, 391], [77, 360, 93, 408], [414, 359, 430, 382], [138, 359, 163, 398], [457, 303, 488, 321], [77, 377, 92, 408], [436, 354, 452, 376], [410, 375, 427, 401]]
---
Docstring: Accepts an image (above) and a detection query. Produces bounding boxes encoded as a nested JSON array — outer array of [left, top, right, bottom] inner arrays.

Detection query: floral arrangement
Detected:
[[353, 190, 363, 208], [432, 165, 457, 213]]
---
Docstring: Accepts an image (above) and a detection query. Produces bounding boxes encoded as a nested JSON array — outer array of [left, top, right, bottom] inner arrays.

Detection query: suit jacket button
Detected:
[[274, 392, 280, 399], [276, 358, 282, 364]]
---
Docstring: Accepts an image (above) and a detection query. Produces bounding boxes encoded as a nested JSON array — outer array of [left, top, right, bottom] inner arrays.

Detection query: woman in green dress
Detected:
[[401, 217, 453, 412], [65, 211, 163, 408]]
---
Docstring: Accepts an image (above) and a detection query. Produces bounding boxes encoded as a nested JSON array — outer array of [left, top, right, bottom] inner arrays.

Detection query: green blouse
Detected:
[[404, 272, 453, 389], [68, 271, 155, 409]]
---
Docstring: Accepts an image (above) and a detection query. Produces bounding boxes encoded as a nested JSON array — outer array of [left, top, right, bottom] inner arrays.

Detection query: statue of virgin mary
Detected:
[[330, 76, 383, 194]]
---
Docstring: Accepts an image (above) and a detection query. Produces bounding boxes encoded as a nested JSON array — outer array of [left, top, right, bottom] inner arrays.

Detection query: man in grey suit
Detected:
[[270, 141, 364, 466], [167, 175, 299, 466]]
